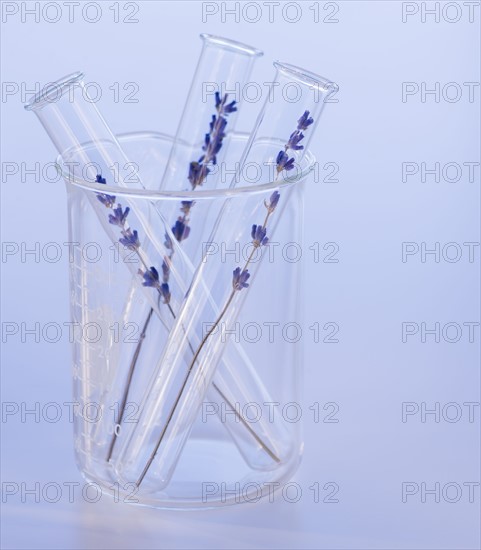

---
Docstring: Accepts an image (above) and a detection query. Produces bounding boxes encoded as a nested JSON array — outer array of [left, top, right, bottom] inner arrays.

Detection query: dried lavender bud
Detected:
[[140, 267, 160, 288], [232, 267, 250, 291], [180, 201, 195, 215], [251, 224, 269, 247], [119, 229, 140, 251], [215, 91, 237, 114], [172, 219, 191, 242], [286, 130, 305, 151], [188, 161, 209, 188], [161, 259, 170, 283], [265, 191, 281, 213], [96, 174, 116, 207], [109, 205, 130, 227], [276, 150, 295, 172], [160, 283, 171, 304], [297, 110, 314, 131], [164, 232, 174, 251]]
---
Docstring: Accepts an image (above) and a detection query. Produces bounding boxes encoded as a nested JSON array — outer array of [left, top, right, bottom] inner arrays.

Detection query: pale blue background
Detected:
[[1, 1, 480, 549]]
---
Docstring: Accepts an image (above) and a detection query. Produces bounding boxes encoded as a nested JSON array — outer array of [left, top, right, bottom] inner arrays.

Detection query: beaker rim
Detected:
[[200, 34, 263, 57], [24, 71, 85, 111], [55, 131, 316, 201]]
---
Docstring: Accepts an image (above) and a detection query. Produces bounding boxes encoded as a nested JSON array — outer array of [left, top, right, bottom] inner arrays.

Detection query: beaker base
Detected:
[[78, 437, 302, 510]]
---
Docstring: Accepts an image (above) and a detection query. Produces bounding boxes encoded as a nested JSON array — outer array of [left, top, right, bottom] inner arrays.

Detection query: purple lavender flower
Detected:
[[188, 161, 209, 188], [215, 92, 237, 114], [140, 267, 160, 288], [164, 232, 173, 251], [97, 193, 116, 208], [119, 229, 139, 250], [96, 174, 116, 208], [232, 267, 250, 291], [161, 259, 170, 283], [276, 150, 295, 172], [251, 224, 269, 247], [98, 194, 116, 208], [265, 191, 281, 213], [297, 110, 314, 131], [286, 130, 305, 151], [160, 283, 171, 304], [202, 131, 211, 153], [109, 205, 130, 227], [223, 100, 237, 114], [204, 115, 227, 165], [172, 219, 191, 242], [188, 93, 236, 189], [180, 201, 195, 215]]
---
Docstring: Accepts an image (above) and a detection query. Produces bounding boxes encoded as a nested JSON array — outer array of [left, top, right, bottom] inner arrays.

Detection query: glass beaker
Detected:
[[58, 131, 314, 508]]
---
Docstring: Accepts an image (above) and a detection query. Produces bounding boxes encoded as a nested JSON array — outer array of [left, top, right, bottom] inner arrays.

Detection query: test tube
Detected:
[[159, 34, 263, 192]]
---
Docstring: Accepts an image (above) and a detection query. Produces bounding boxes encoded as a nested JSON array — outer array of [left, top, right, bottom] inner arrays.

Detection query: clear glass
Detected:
[[61, 132, 313, 507], [233, 61, 339, 187], [24, 71, 145, 187], [160, 34, 263, 192], [25, 73, 297, 480]]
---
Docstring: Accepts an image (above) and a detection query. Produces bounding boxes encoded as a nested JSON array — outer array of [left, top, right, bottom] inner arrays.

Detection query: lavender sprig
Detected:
[[162, 94, 237, 311], [97, 182, 146, 268], [230, 110, 313, 290], [97, 173, 176, 311], [274, 110, 313, 175], [96, 174, 177, 461], [188, 92, 237, 189], [136, 111, 314, 486]]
